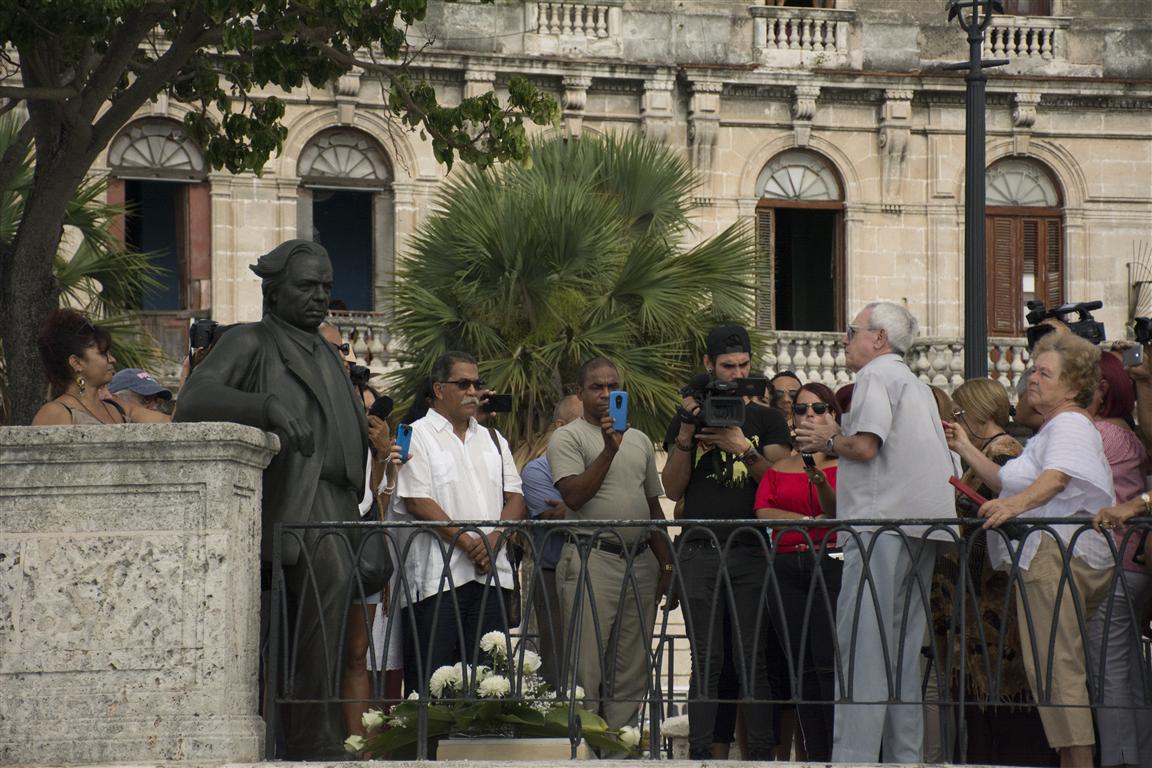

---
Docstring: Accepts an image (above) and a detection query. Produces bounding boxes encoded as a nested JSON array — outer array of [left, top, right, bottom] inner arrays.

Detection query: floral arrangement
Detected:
[[345, 630, 642, 757]]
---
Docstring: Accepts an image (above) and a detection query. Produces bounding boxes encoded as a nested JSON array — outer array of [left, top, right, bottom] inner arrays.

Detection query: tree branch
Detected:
[[0, 85, 79, 100]]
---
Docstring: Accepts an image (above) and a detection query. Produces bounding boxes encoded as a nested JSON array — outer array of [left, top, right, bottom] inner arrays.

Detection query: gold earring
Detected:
[[74, 374, 86, 395]]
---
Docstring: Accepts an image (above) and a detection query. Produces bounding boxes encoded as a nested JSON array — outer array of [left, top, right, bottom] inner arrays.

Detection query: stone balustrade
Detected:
[[984, 15, 1069, 61], [529, 0, 621, 39], [325, 310, 402, 387], [762, 331, 1030, 397], [749, 6, 855, 66]]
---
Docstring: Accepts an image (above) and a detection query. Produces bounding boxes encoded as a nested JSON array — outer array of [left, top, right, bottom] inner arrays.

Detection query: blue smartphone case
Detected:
[[395, 423, 413, 462], [608, 391, 629, 432]]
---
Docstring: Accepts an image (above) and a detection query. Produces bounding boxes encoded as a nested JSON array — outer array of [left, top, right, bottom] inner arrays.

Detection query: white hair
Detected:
[[863, 301, 919, 354]]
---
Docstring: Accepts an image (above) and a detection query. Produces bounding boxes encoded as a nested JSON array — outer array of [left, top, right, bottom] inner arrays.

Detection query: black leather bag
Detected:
[[353, 497, 393, 598]]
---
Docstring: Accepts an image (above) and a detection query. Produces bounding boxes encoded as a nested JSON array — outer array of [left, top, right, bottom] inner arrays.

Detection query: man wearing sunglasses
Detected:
[[661, 324, 792, 761], [394, 350, 525, 698], [795, 302, 955, 765]]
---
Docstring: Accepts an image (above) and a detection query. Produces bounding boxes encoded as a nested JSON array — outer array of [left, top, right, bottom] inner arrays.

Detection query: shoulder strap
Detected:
[[486, 426, 505, 496], [103, 398, 128, 423]]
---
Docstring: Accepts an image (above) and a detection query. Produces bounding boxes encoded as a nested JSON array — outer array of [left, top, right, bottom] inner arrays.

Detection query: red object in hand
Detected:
[[949, 476, 989, 507]]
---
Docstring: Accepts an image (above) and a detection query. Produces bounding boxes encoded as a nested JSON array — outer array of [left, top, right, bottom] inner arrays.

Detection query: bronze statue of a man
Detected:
[[175, 239, 368, 759]]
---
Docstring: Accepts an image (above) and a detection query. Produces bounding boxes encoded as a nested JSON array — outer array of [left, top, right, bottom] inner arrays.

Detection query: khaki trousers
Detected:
[[1015, 534, 1112, 749], [556, 542, 659, 732]]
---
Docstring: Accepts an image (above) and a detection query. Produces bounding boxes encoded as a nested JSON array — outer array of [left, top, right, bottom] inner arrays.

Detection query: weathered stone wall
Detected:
[[0, 424, 278, 764]]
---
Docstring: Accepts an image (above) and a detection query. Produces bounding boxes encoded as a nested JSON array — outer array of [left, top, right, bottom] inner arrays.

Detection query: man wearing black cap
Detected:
[[176, 239, 371, 759], [662, 324, 792, 761]]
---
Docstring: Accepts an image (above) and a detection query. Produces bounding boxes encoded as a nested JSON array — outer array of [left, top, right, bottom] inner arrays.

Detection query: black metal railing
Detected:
[[264, 517, 1152, 762]]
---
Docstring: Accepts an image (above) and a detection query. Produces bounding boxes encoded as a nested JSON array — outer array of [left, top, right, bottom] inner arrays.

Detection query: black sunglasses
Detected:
[[772, 388, 800, 400], [440, 378, 487, 391], [793, 402, 831, 416]]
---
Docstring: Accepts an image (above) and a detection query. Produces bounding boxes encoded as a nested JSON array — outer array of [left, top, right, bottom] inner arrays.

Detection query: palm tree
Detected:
[[0, 114, 162, 422], [389, 132, 759, 461]]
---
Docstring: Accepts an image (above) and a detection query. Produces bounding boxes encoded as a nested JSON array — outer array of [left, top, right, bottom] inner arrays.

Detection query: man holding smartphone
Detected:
[[661, 324, 792, 760], [393, 351, 525, 696], [548, 357, 672, 746]]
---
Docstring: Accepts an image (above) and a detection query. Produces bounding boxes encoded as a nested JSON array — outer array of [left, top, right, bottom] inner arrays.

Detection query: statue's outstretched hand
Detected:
[[267, 397, 315, 456]]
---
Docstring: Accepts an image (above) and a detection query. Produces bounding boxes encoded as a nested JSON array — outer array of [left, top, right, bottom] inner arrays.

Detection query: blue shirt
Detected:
[[521, 455, 565, 569]]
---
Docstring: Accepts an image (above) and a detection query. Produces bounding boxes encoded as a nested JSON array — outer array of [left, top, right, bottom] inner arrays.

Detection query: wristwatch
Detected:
[[1141, 492, 1152, 515], [824, 435, 837, 456]]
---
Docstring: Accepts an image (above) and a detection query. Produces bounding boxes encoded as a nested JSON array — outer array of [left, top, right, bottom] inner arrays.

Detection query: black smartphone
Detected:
[[801, 452, 816, 469], [481, 393, 513, 413]]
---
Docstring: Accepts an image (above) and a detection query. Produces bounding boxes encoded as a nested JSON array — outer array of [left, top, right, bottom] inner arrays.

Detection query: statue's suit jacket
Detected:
[[175, 315, 368, 563]]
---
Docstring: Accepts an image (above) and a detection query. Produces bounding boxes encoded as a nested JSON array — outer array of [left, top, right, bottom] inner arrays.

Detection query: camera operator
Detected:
[[320, 322, 378, 412], [662, 324, 792, 760]]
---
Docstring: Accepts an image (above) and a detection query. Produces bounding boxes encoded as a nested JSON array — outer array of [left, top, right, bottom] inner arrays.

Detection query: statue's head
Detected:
[[251, 240, 333, 331]]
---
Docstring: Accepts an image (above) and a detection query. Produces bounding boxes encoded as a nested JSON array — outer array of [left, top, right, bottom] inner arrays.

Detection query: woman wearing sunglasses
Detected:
[[769, 371, 803, 430], [754, 382, 842, 761]]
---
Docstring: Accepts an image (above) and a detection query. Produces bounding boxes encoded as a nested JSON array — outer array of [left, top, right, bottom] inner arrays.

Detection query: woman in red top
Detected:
[[755, 382, 841, 761]]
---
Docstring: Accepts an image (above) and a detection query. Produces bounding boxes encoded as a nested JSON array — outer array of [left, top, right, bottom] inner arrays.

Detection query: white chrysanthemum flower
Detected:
[[449, 662, 465, 689], [479, 630, 509, 658], [619, 725, 641, 749], [361, 709, 386, 730], [477, 674, 512, 698], [519, 649, 542, 674], [407, 690, 421, 700], [344, 734, 366, 754], [475, 664, 493, 682], [574, 685, 586, 702], [429, 665, 457, 697]]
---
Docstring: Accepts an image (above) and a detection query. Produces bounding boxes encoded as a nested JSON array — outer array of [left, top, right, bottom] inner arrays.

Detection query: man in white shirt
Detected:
[[796, 302, 956, 764], [394, 351, 525, 693]]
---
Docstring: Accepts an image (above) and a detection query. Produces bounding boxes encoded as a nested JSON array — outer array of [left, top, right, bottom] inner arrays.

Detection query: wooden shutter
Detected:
[[183, 181, 212, 310], [987, 215, 1020, 335], [1043, 217, 1063, 308], [756, 207, 775, 330]]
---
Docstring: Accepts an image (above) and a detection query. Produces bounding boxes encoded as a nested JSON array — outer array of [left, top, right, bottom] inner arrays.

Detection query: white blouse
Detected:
[[989, 410, 1115, 571]]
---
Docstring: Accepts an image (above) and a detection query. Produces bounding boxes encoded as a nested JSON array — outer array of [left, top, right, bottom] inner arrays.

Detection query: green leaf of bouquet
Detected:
[[583, 730, 633, 755], [575, 707, 610, 734]]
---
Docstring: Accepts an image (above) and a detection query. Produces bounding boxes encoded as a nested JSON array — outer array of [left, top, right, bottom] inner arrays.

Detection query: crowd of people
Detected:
[[26, 239, 1152, 767]]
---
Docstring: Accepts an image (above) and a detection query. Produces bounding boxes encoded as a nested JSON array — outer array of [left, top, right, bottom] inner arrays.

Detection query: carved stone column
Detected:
[[688, 79, 723, 191], [563, 74, 592, 138], [641, 70, 676, 144], [879, 89, 913, 209], [335, 70, 362, 125], [792, 84, 820, 147]]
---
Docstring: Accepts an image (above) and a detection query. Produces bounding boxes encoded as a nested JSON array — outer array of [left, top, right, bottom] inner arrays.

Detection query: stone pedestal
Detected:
[[0, 423, 279, 764]]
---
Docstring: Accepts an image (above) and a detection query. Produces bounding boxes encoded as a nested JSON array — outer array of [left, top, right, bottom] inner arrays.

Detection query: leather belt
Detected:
[[564, 533, 650, 557]]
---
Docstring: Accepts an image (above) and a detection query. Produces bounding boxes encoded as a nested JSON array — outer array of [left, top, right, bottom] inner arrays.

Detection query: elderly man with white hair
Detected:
[[796, 301, 956, 764]]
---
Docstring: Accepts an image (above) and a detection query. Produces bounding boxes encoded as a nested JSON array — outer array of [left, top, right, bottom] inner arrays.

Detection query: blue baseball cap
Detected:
[[108, 368, 172, 400]]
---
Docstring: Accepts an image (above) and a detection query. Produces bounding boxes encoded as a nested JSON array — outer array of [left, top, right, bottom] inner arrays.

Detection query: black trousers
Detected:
[[402, 581, 511, 693], [680, 541, 776, 759], [768, 549, 843, 762]]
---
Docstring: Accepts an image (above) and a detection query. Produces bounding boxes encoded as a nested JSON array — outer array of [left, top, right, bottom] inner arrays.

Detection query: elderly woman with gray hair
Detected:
[[945, 333, 1114, 768]]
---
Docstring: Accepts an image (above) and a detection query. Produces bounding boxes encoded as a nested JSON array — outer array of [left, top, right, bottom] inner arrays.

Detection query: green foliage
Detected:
[[390, 133, 759, 457]]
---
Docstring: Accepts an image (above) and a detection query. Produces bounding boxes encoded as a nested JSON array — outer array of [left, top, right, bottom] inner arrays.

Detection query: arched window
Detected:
[[296, 129, 394, 312], [755, 150, 845, 331], [985, 157, 1063, 336], [107, 119, 211, 314]]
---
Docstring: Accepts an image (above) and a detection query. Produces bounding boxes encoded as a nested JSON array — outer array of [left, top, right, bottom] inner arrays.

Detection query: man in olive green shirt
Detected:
[[548, 357, 671, 739]]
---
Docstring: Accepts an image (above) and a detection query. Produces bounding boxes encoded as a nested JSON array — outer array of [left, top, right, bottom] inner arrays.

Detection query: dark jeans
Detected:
[[768, 549, 842, 762], [402, 581, 511, 693], [681, 541, 776, 759]]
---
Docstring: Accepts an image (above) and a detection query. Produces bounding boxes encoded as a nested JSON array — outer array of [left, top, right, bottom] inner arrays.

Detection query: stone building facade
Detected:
[[96, 0, 1152, 388]]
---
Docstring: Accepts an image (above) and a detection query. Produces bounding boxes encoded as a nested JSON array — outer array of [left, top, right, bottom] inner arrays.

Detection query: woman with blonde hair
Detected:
[[945, 334, 1114, 767]]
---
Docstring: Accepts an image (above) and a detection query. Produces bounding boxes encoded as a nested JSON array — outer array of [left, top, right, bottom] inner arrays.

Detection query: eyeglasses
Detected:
[[846, 323, 869, 341], [792, 402, 831, 416], [772, 389, 800, 400], [440, 378, 487, 391], [328, 341, 350, 354], [952, 408, 966, 419]]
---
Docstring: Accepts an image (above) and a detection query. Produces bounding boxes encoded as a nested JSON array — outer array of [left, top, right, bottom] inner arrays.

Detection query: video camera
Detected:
[[349, 363, 372, 388], [188, 318, 220, 350], [1134, 317, 1152, 345], [1024, 300, 1105, 350], [679, 374, 768, 428]]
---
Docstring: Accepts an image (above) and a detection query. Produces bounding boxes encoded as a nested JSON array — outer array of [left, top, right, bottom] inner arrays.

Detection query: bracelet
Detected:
[[739, 443, 759, 463], [1142, 492, 1152, 515], [675, 439, 694, 452], [661, 563, 674, 573], [380, 484, 396, 496]]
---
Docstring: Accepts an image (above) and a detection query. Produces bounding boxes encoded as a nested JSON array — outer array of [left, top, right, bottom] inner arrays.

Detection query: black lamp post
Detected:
[[946, 0, 1007, 378]]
